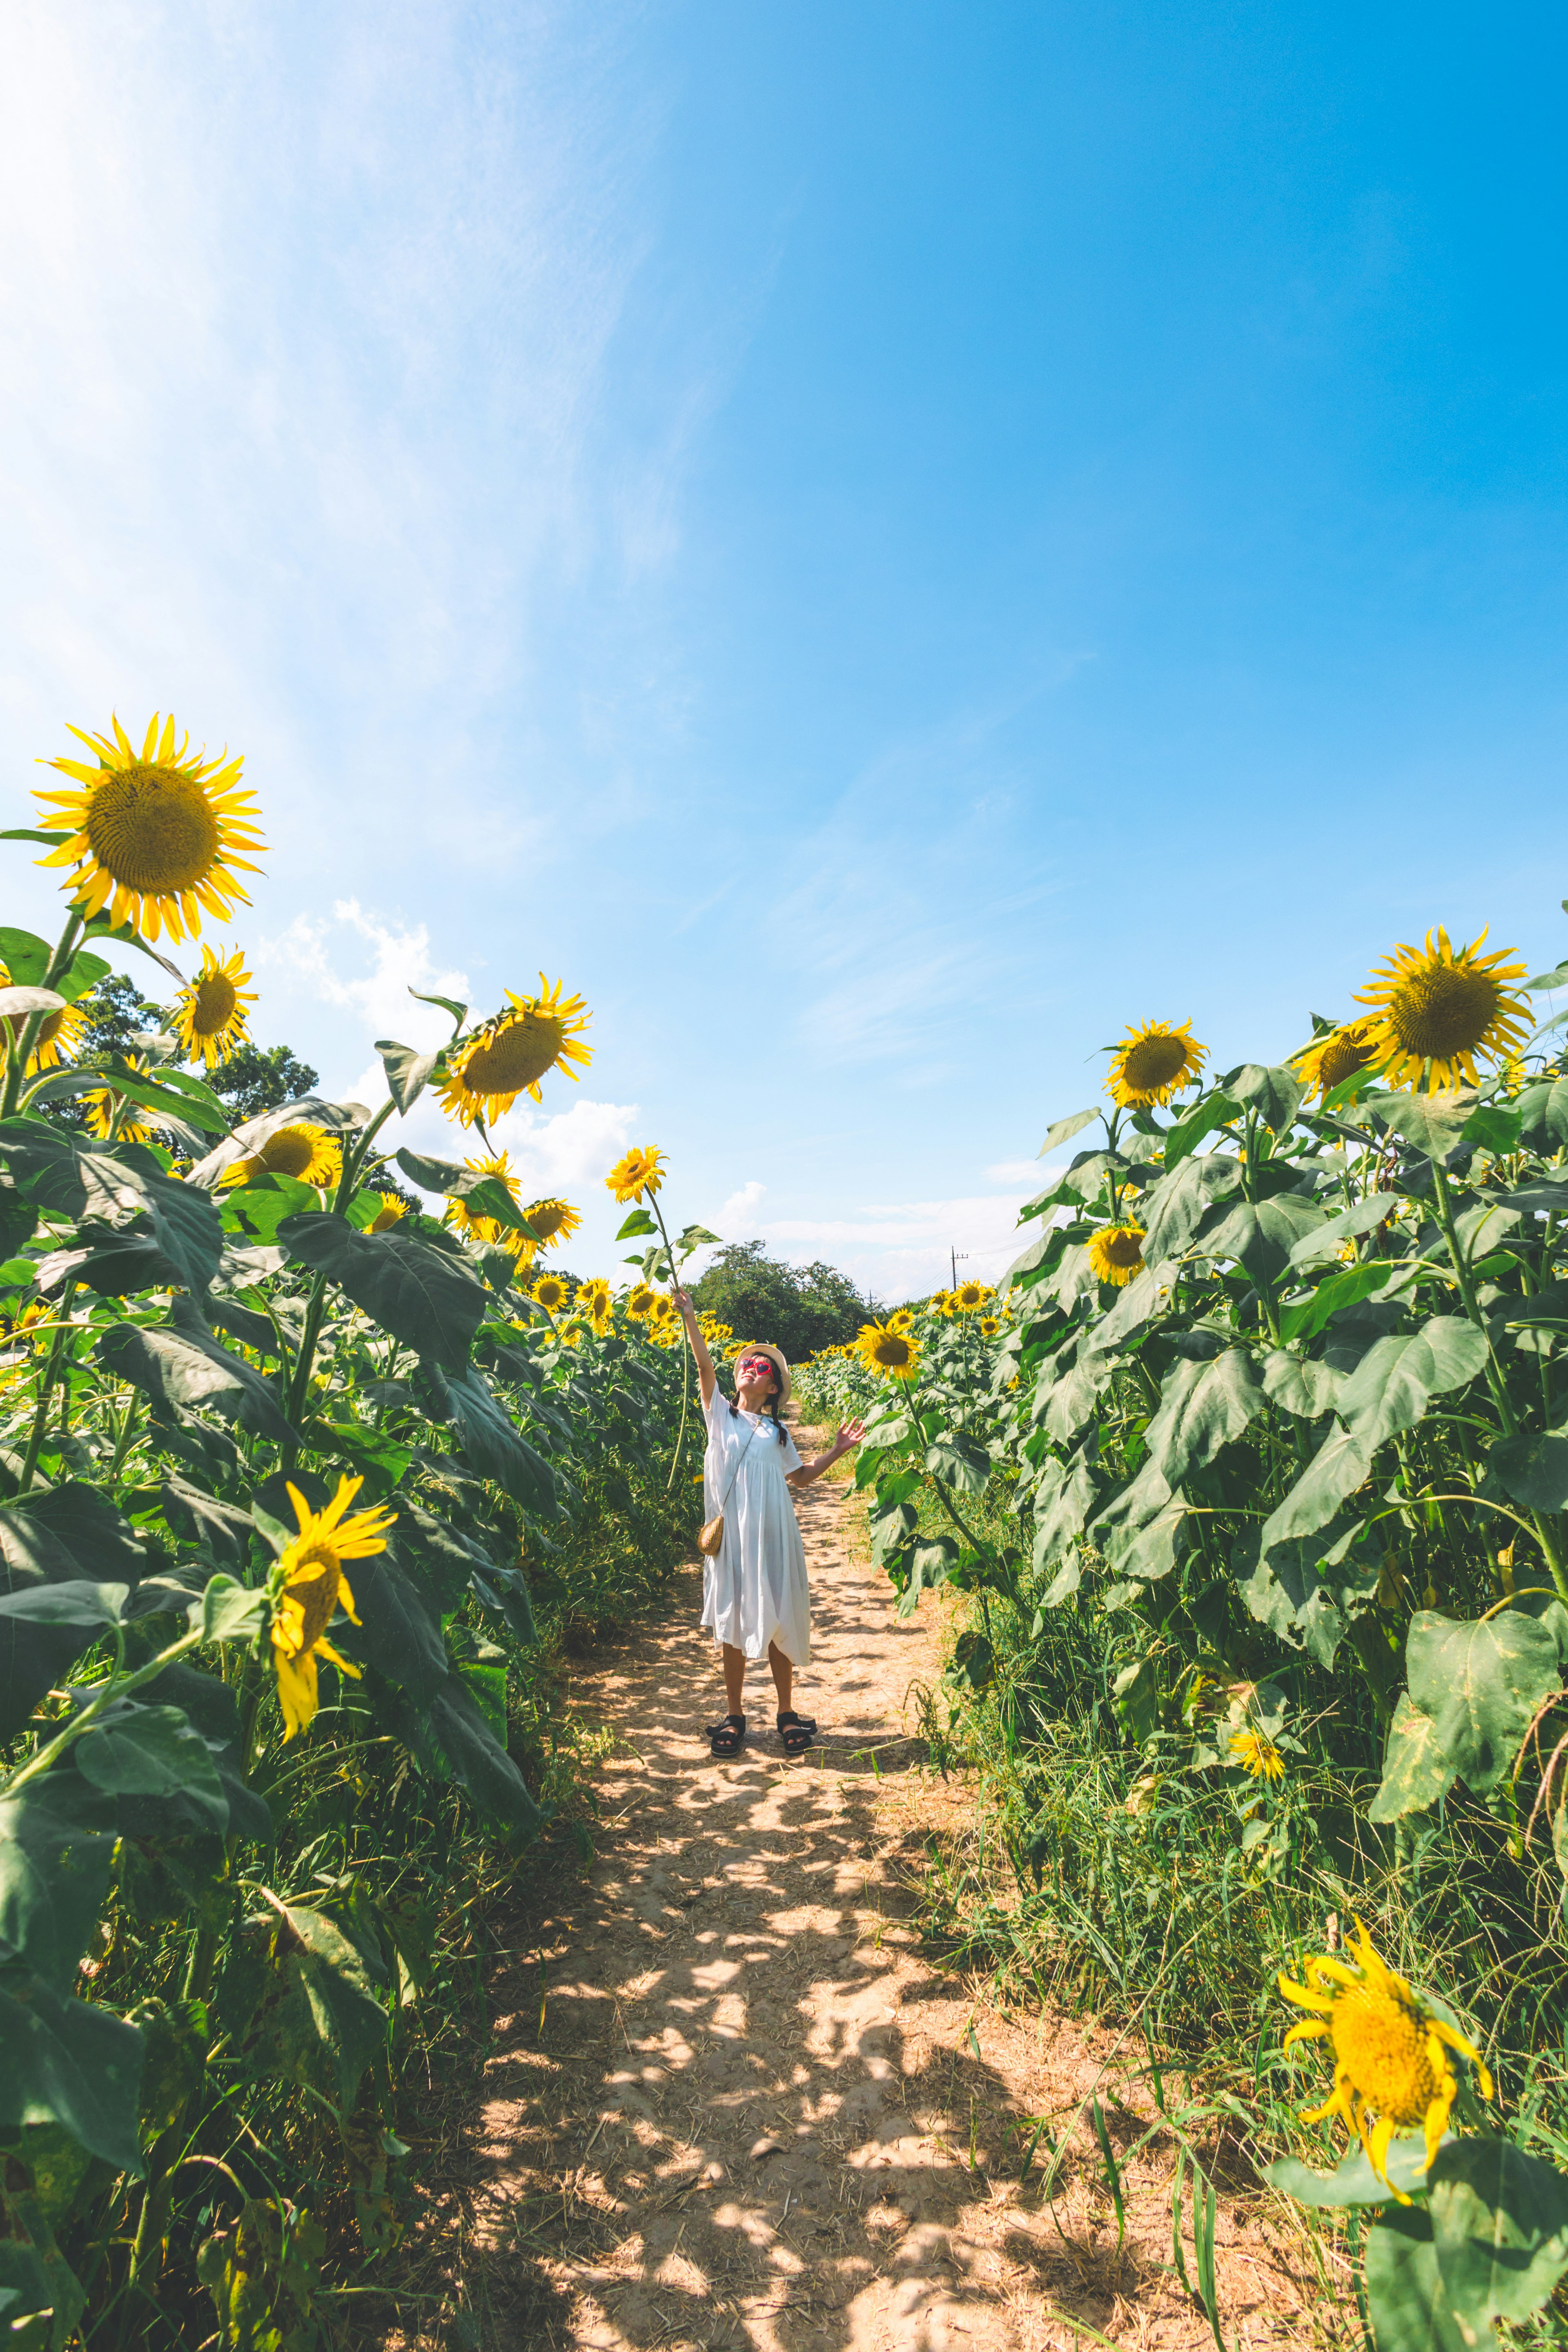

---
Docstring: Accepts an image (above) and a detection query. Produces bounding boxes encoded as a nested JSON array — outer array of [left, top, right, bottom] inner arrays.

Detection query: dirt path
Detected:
[[454, 1445, 1316, 2351]]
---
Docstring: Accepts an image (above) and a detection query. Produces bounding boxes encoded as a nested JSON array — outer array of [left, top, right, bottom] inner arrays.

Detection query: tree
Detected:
[[691, 1241, 874, 1365]]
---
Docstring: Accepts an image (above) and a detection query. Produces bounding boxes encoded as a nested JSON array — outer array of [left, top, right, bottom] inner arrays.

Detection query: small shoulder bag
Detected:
[[698, 1418, 760, 1557]]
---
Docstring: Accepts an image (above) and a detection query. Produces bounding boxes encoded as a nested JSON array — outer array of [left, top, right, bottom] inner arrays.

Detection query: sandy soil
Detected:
[[446, 1438, 1321, 2351]]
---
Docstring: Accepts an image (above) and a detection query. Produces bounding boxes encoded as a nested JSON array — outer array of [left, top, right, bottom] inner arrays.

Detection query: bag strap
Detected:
[[713, 1417, 760, 1519]]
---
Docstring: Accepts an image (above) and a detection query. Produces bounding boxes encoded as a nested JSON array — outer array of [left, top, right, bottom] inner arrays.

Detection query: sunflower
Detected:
[[1279, 1918, 1492, 2195], [606, 1146, 666, 1204], [888, 1308, 915, 1334], [521, 1197, 581, 1253], [0, 962, 87, 1071], [83, 1059, 155, 1146], [700, 1316, 733, 1347], [530, 1272, 569, 1315], [854, 1321, 921, 1381], [443, 1151, 522, 1240], [435, 978, 591, 1128], [626, 1283, 658, 1321], [576, 1276, 612, 1329], [1088, 1223, 1146, 1287], [927, 1290, 956, 1320], [1354, 927, 1532, 1092], [1107, 1018, 1207, 1109], [173, 943, 257, 1070], [952, 1280, 993, 1313], [269, 1474, 396, 1740], [1229, 1728, 1285, 1782], [1292, 1018, 1378, 1103], [647, 1308, 681, 1348], [979, 1314, 1001, 1338], [36, 713, 265, 944], [368, 1192, 408, 1234], [557, 1320, 583, 1349], [223, 1123, 343, 1192]]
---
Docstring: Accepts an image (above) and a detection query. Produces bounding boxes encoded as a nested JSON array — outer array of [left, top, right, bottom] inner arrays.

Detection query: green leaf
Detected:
[[0, 1775, 119, 1991], [96, 1303, 298, 1444], [1523, 958, 1568, 991], [1136, 1151, 1245, 1263], [1380, 1087, 1477, 1163], [1084, 1258, 1178, 1353], [408, 984, 468, 1030], [1261, 1348, 1343, 1419], [435, 1365, 557, 1513], [1029, 1459, 1095, 1569], [220, 1173, 323, 1243], [1516, 1076, 1568, 1152], [0, 1580, 129, 1627], [0, 1123, 223, 1294], [333, 1552, 448, 1703], [1404, 1609, 1565, 1794], [1161, 1095, 1242, 1168], [1370, 1694, 1459, 1822], [1260, 1421, 1374, 1548], [375, 1039, 439, 1114], [1038, 1106, 1099, 1158], [0, 929, 64, 989], [1223, 1063, 1305, 1133], [615, 1208, 658, 1240], [924, 1434, 990, 1495], [1145, 1349, 1265, 1486], [1338, 1317, 1489, 1452], [1288, 1192, 1404, 1269], [75, 1704, 227, 1829], [1280, 1259, 1398, 1343], [1492, 1428, 1568, 1513], [0, 1974, 145, 2172], [159, 1478, 255, 1570], [279, 1214, 488, 1370], [1464, 1102, 1523, 1156], [198, 1577, 268, 1644], [391, 1149, 538, 1241], [1265, 2131, 1434, 2208], [397, 1676, 545, 1841], [1428, 2137, 1568, 2329], [1199, 1194, 1328, 1284], [235, 1900, 388, 2116], [1364, 2205, 1469, 2352]]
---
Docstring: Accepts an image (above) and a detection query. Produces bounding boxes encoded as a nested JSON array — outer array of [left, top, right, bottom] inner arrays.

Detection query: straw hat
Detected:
[[734, 1339, 791, 1405]]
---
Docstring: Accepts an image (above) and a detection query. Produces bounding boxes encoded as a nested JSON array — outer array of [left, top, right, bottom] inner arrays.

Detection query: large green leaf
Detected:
[[0, 1123, 223, 1294], [398, 1676, 545, 1841], [384, 1501, 492, 1615], [1259, 1421, 1374, 1548], [1337, 1317, 1489, 1452], [0, 1488, 149, 1741], [159, 1477, 255, 1570], [434, 1365, 557, 1513], [1280, 1261, 1401, 1343], [1145, 1349, 1265, 1486], [1223, 1063, 1305, 1133], [1160, 1095, 1242, 1167], [279, 1214, 486, 1369], [1029, 1458, 1095, 1571], [1287, 1192, 1403, 1269], [232, 1900, 388, 2116], [1369, 1694, 1458, 1822], [220, 1174, 323, 1243], [1232, 1530, 1348, 1667], [1037, 1107, 1099, 1157], [1364, 2204, 1468, 2352], [0, 1774, 119, 1991], [0, 927, 108, 1000], [1428, 2137, 1568, 2328], [376, 1039, 439, 1114], [96, 1303, 298, 1444], [924, 1434, 989, 1495], [1199, 1194, 1327, 1284], [1261, 1348, 1342, 1418], [1266, 2130, 1435, 2207], [333, 1552, 449, 1703], [1040, 1354, 1115, 1444], [0, 1973, 144, 2172], [394, 1149, 539, 1241], [1403, 1609, 1564, 1794], [1137, 1152, 1243, 1262], [1492, 1428, 1568, 1513], [1380, 1087, 1478, 1163], [74, 1703, 227, 1830]]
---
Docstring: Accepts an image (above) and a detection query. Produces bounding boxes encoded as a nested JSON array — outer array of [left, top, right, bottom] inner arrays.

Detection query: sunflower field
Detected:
[[827, 931, 1568, 2349], [0, 715, 715, 2347]]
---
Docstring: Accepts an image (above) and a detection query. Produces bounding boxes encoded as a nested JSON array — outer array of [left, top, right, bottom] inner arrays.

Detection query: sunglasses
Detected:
[[736, 1354, 775, 1374]]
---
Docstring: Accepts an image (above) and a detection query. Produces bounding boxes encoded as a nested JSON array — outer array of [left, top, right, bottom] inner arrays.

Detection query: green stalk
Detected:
[[648, 1194, 691, 1492], [2, 1617, 209, 1798], [17, 1283, 78, 1494]]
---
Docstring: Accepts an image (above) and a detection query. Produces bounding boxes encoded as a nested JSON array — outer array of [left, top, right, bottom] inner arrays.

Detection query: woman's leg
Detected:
[[767, 1642, 792, 1715], [722, 1644, 746, 1715]]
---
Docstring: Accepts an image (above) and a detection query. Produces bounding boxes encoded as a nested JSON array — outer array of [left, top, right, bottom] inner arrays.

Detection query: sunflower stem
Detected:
[[2, 1621, 204, 1800], [649, 1194, 692, 1493], [17, 1283, 78, 1495]]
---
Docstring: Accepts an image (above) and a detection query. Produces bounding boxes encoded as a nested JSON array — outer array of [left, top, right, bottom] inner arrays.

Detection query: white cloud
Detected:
[[984, 1156, 1040, 1185], [258, 899, 470, 1053], [487, 1095, 639, 1193], [713, 1179, 766, 1237]]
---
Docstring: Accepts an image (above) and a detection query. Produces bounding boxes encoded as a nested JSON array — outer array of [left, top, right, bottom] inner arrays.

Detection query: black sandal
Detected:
[[708, 1713, 746, 1757], [777, 1711, 816, 1754]]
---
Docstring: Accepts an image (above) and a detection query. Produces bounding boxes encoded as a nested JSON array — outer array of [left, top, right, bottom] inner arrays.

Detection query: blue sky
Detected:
[[2, 1, 1565, 1299]]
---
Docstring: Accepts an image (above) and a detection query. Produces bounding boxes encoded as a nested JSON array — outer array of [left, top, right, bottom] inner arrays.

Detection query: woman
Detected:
[[673, 1290, 864, 1756]]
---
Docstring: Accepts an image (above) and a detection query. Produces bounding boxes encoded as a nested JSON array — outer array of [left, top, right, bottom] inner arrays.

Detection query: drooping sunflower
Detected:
[[854, 1321, 921, 1381], [443, 1151, 522, 1240], [952, 1280, 993, 1313], [1229, 1728, 1285, 1782], [521, 1197, 581, 1253], [173, 943, 257, 1070], [36, 713, 265, 944], [530, 1272, 569, 1315], [576, 1276, 613, 1329], [606, 1146, 666, 1204], [1354, 927, 1532, 1092], [269, 1474, 397, 1741], [626, 1282, 659, 1321], [1278, 1918, 1492, 2194], [223, 1123, 343, 1192], [368, 1192, 408, 1233], [1107, 1018, 1207, 1109], [0, 962, 87, 1071], [1088, 1224, 1146, 1287], [1291, 1017, 1379, 1103], [435, 977, 592, 1128], [83, 1057, 155, 1146]]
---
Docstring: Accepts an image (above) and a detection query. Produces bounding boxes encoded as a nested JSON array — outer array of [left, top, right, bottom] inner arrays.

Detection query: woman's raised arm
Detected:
[[673, 1289, 716, 1406]]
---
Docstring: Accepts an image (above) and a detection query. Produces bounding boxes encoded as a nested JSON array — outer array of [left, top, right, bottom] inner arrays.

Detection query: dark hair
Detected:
[[730, 1353, 788, 1444]]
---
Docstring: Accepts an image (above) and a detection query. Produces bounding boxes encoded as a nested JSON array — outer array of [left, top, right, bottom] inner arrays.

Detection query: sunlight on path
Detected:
[[458, 1444, 1314, 2351]]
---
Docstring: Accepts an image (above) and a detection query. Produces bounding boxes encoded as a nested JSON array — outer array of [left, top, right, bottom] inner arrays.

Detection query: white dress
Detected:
[[699, 1384, 811, 1666]]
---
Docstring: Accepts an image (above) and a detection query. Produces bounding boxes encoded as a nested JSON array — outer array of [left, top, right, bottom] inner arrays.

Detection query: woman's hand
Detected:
[[673, 1287, 696, 1322], [834, 1419, 866, 1455]]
